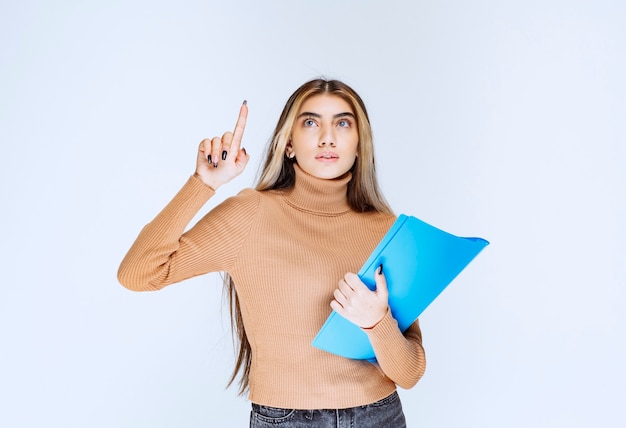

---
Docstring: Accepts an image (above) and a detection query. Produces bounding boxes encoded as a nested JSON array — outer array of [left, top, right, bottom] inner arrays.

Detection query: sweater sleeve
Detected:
[[364, 312, 426, 389], [117, 175, 260, 291]]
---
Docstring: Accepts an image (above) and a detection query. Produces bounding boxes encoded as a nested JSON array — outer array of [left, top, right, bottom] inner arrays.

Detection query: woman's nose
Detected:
[[319, 127, 336, 147]]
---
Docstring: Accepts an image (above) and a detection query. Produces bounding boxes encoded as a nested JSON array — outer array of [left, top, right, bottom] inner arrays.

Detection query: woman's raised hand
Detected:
[[195, 101, 250, 190]]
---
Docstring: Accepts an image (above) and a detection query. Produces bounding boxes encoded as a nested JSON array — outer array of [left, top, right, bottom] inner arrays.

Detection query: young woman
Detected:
[[118, 78, 426, 427]]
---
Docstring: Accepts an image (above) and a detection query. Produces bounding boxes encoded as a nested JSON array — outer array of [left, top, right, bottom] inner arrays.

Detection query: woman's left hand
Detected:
[[330, 267, 389, 329]]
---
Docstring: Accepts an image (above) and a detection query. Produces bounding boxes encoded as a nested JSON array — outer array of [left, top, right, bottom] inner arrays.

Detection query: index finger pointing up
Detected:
[[231, 100, 248, 154]]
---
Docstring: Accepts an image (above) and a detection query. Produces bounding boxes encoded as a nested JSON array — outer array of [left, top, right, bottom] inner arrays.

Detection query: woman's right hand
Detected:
[[195, 101, 250, 190]]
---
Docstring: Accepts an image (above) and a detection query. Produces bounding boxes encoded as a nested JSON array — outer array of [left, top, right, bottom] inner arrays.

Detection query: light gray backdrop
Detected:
[[1, 1, 624, 427]]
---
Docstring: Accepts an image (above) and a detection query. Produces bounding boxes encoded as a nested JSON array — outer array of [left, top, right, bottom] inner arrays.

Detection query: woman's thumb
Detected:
[[375, 264, 388, 298], [235, 147, 250, 169]]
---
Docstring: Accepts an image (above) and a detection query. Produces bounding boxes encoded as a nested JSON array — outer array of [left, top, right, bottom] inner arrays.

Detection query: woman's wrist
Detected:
[[193, 172, 218, 191], [361, 307, 389, 330]]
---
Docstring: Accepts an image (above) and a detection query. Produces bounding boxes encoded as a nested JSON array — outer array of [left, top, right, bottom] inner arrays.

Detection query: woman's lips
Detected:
[[316, 152, 339, 161]]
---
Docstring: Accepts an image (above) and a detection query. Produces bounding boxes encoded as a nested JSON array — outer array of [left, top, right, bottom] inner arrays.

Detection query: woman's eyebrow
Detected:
[[297, 112, 355, 119], [298, 112, 321, 119]]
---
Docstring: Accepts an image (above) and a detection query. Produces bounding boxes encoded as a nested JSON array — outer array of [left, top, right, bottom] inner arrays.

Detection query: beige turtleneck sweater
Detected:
[[118, 165, 426, 409]]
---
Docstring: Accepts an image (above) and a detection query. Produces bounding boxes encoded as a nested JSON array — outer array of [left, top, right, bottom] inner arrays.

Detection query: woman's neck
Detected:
[[283, 164, 352, 215]]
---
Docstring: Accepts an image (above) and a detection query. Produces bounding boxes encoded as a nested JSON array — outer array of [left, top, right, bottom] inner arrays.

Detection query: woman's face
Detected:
[[287, 94, 359, 180]]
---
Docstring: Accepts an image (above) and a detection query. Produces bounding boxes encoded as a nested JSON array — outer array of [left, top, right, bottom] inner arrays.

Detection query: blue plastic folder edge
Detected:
[[311, 214, 489, 361]]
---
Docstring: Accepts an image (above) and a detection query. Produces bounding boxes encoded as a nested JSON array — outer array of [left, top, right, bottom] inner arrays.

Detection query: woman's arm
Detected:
[[365, 315, 426, 389], [117, 180, 260, 291], [118, 176, 213, 291], [331, 269, 426, 388], [118, 102, 253, 291]]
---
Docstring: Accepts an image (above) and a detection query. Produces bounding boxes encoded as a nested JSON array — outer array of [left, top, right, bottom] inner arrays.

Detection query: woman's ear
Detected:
[[285, 140, 294, 158]]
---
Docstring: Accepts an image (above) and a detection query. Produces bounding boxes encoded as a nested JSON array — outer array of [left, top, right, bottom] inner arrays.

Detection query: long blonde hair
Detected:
[[225, 78, 392, 394]]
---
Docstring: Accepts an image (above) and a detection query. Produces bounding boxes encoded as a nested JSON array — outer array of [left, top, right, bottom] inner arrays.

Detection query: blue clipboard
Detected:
[[312, 214, 489, 360]]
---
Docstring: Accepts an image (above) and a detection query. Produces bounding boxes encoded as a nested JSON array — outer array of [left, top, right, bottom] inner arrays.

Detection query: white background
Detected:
[[1, 1, 624, 427]]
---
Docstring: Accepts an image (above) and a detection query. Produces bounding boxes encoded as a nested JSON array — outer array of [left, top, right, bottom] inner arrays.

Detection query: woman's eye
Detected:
[[304, 119, 316, 127], [337, 119, 351, 127]]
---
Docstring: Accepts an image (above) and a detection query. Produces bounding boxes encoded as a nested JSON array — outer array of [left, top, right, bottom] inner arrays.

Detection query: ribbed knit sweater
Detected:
[[118, 164, 426, 409]]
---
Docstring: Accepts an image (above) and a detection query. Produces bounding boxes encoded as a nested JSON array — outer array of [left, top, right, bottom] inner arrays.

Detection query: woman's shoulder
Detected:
[[354, 210, 397, 233], [236, 187, 262, 199], [359, 209, 396, 221], [217, 187, 290, 214], [209, 187, 262, 218], [234, 187, 281, 204]]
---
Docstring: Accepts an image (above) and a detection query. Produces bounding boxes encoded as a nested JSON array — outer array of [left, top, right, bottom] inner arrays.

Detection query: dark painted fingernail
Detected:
[[221, 150, 227, 161], [378, 264, 383, 275], [207, 154, 212, 163], [242, 147, 247, 155], [213, 162, 218, 168], [243, 100, 247, 106]]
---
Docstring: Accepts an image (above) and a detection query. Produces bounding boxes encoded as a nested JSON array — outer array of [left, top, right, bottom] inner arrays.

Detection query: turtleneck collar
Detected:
[[283, 163, 352, 215]]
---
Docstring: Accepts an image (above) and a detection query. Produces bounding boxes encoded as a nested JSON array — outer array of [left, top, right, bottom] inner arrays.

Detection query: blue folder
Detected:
[[312, 214, 489, 360]]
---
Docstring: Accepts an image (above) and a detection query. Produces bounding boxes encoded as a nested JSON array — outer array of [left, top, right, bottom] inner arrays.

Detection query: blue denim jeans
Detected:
[[250, 391, 406, 427]]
